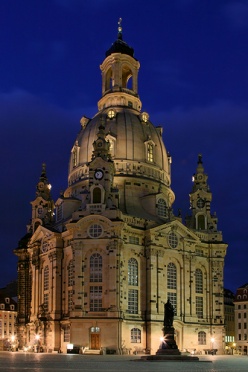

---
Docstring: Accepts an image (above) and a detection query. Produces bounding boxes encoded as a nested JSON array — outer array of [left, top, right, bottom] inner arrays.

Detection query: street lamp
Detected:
[[232, 342, 236, 355], [35, 334, 40, 353], [10, 335, 16, 351]]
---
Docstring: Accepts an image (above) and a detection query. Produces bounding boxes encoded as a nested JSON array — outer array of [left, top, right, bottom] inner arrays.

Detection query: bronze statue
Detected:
[[164, 299, 174, 327]]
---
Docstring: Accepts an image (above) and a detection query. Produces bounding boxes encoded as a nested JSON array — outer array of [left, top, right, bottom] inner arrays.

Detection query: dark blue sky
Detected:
[[0, 0, 247, 292]]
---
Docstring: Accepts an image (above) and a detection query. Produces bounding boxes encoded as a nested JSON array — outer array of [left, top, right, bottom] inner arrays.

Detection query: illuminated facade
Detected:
[[15, 22, 227, 354], [0, 291, 17, 351], [234, 283, 248, 355]]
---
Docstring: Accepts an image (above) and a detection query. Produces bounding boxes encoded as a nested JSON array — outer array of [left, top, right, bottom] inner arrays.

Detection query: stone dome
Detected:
[[66, 26, 175, 219], [68, 108, 171, 187]]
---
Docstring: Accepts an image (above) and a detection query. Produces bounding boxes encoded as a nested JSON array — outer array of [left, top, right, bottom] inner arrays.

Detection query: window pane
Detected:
[[44, 266, 49, 291], [195, 269, 203, 293], [198, 331, 206, 345], [128, 258, 138, 286], [68, 260, 74, 287], [147, 143, 153, 162], [90, 253, 102, 282], [128, 289, 138, 314], [90, 286, 102, 311], [157, 199, 167, 218], [167, 263, 177, 289], [196, 296, 203, 318], [131, 328, 141, 343]]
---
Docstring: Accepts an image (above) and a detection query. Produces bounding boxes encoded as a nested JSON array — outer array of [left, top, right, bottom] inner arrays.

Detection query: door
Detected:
[[91, 333, 100, 349]]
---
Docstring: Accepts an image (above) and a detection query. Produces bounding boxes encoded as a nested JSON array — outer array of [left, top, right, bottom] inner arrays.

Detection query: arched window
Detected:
[[93, 187, 101, 203], [147, 143, 153, 162], [68, 260, 74, 287], [72, 148, 77, 167], [90, 253, 102, 282], [197, 214, 206, 230], [195, 269, 203, 294], [167, 263, 177, 315], [128, 258, 138, 286], [131, 328, 141, 343], [157, 199, 167, 218], [198, 331, 206, 345]]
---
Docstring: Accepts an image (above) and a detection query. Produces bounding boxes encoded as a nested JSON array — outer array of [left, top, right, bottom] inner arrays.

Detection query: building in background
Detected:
[[14, 22, 227, 355], [224, 289, 235, 353], [234, 283, 248, 355], [0, 289, 17, 351]]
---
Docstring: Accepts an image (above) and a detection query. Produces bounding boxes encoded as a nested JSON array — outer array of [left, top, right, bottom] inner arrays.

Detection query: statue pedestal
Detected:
[[156, 326, 181, 356]]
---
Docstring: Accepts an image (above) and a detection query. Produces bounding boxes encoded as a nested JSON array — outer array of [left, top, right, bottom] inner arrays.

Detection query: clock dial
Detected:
[[107, 109, 115, 119], [94, 170, 104, 180]]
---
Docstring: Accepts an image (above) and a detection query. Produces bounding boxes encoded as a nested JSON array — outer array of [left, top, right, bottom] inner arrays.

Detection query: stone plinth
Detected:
[[156, 326, 180, 355]]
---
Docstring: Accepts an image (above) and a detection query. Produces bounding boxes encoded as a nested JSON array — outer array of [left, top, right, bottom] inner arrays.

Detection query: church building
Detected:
[[14, 21, 227, 355]]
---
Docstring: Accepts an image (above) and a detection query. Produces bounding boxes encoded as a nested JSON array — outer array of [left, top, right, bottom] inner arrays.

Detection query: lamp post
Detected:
[[35, 334, 40, 353], [10, 335, 16, 351]]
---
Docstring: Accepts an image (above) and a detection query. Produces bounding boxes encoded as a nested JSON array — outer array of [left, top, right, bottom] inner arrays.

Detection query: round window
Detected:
[[88, 224, 103, 238], [168, 232, 178, 249]]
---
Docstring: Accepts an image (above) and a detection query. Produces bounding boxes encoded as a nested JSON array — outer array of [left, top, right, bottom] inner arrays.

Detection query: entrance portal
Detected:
[[90, 327, 100, 349]]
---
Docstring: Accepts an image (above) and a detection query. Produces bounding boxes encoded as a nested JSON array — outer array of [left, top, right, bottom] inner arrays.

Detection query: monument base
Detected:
[[140, 354, 200, 361], [141, 325, 199, 361]]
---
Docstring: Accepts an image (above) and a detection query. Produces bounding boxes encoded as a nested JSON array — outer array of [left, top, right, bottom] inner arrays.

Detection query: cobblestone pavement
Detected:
[[0, 352, 248, 372]]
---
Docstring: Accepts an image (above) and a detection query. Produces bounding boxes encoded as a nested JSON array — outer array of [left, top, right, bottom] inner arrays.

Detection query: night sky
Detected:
[[0, 0, 247, 292]]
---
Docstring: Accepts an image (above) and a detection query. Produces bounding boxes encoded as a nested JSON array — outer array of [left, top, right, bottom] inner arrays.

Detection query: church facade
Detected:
[[15, 23, 227, 355]]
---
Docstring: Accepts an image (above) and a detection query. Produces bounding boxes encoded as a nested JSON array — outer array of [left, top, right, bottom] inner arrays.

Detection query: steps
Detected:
[[83, 348, 101, 355]]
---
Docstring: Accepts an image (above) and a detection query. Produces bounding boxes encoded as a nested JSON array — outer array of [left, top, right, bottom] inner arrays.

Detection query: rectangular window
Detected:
[[129, 236, 139, 245], [43, 293, 49, 312], [68, 290, 73, 312], [196, 296, 203, 318], [90, 286, 102, 311], [238, 313, 241, 318], [238, 323, 241, 329], [198, 331, 206, 345], [64, 327, 70, 343], [244, 323, 247, 329], [128, 289, 138, 314], [131, 328, 141, 343]]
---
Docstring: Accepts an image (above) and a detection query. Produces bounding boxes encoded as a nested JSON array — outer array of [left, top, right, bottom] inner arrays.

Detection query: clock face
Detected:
[[94, 169, 104, 180], [107, 109, 115, 119]]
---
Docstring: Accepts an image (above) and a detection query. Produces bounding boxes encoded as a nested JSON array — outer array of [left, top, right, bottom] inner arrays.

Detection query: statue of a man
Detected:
[[164, 299, 174, 327]]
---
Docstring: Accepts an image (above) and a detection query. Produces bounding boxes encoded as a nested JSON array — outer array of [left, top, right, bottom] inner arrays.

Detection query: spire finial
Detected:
[[198, 153, 203, 164], [118, 18, 122, 40]]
